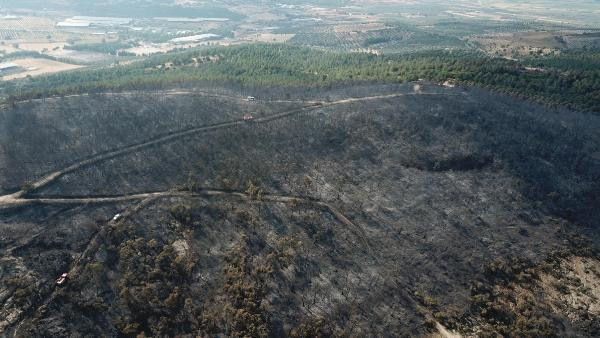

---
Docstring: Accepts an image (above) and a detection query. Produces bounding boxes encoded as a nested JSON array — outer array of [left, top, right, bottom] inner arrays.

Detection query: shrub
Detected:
[[169, 204, 192, 224]]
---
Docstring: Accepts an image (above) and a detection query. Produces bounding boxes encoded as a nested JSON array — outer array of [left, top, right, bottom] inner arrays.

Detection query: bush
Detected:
[[169, 204, 192, 224]]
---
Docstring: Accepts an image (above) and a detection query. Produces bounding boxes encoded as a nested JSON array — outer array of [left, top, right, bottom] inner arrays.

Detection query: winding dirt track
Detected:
[[3, 90, 461, 334], [0, 189, 360, 233], [0, 91, 457, 208]]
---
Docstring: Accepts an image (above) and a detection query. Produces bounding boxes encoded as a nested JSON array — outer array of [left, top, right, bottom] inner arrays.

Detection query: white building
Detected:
[[154, 17, 229, 22], [57, 16, 132, 28], [169, 34, 220, 43]]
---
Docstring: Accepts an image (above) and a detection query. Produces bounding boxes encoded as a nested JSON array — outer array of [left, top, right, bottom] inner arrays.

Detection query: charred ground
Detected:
[[1, 83, 599, 336]]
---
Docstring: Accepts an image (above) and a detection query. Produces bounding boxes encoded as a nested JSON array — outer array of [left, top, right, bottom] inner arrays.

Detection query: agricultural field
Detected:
[[239, 33, 295, 44], [289, 26, 466, 53], [0, 14, 118, 67], [0, 58, 83, 80], [0, 16, 58, 40], [121, 43, 176, 56], [0, 15, 94, 49], [473, 31, 600, 57], [0, 0, 597, 72]]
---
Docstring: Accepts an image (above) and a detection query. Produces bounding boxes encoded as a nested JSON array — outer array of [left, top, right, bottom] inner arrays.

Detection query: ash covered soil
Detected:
[[0, 83, 599, 336]]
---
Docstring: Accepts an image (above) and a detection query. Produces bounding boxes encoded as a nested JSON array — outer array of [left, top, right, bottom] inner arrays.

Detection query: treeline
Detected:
[[0, 50, 61, 61], [64, 41, 138, 55], [0, 50, 88, 66], [2, 44, 599, 112], [523, 50, 600, 71]]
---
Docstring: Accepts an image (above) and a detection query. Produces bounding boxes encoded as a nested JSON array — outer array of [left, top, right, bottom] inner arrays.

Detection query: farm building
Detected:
[[170, 34, 220, 43], [154, 17, 229, 22], [57, 16, 132, 28], [57, 20, 91, 28]]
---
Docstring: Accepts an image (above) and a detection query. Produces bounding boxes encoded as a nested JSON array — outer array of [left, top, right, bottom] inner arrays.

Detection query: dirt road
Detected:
[[0, 91, 461, 207]]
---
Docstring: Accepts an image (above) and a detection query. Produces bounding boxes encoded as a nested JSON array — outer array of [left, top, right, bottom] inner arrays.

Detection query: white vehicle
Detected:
[[112, 213, 122, 221], [56, 273, 68, 285], [246, 96, 256, 101]]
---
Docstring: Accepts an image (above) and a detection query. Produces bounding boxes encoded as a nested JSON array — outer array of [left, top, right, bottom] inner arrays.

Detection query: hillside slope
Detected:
[[0, 83, 599, 336]]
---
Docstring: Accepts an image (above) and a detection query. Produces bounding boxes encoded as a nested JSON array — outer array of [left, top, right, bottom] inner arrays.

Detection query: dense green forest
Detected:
[[3, 44, 599, 112]]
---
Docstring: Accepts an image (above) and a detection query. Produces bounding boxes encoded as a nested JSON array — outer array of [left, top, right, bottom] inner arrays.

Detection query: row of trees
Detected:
[[64, 40, 138, 56]]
